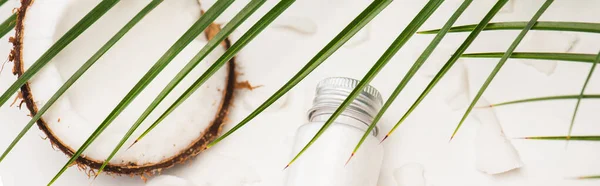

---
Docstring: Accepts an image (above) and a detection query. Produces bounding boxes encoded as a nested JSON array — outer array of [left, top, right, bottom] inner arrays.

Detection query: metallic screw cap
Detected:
[[308, 77, 384, 136]]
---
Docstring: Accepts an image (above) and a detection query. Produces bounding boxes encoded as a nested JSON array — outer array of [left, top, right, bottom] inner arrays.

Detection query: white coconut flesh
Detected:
[[18, 0, 232, 170]]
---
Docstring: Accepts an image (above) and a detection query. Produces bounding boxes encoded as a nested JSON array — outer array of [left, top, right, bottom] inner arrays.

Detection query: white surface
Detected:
[[1, 0, 600, 186]]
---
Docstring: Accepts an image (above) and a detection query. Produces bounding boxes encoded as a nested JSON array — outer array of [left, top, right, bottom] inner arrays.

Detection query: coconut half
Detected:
[[11, 0, 236, 176]]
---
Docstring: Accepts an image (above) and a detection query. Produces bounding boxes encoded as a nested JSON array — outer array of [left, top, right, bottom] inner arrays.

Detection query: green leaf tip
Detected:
[[566, 51, 600, 140], [522, 135, 600, 141], [489, 94, 600, 107]]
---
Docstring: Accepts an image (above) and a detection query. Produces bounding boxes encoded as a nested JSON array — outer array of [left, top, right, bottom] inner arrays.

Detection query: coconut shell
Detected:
[[10, 0, 236, 176]]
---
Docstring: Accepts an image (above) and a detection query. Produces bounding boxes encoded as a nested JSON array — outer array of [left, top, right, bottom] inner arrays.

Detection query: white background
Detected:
[[2, 0, 600, 185]]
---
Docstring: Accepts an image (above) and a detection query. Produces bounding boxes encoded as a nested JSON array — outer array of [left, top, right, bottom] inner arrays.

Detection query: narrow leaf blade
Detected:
[[567, 51, 600, 139], [418, 21, 600, 34], [452, 0, 553, 139], [0, 13, 16, 38], [523, 136, 600, 141], [490, 94, 600, 107], [462, 52, 596, 63]]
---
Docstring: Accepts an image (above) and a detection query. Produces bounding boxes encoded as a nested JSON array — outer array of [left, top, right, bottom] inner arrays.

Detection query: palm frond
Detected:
[[462, 52, 596, 63], [488, 94, 600, 107], [451, 0, 553, 140], [0, 0, 162, 165], [97, 0, 269, 175], [0, 0, 119, 108], [205, 0, 393, 150], [47, 0, 234, 184], [284, 0, 444, 166], [383, 0, 509, 142], [351, 0, 473, 162], [418, 21, 600, 34]]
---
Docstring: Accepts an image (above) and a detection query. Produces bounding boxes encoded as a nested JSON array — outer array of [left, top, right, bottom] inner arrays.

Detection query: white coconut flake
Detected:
[[472, 99, 523, 174], [498, 0, 514, 14], [273, 16, 318, 35], [345, 23, 371, 47], [517, 32, 579, 75], [393, 163, 426, 186], [444, 61, 471, 111], [171, 152, 261, 186], [241, 87, 291, 112], [146, 175, 199, 186]]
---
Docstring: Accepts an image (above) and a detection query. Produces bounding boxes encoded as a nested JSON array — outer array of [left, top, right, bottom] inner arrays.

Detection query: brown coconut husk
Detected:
[[10, 0, 236, 177]]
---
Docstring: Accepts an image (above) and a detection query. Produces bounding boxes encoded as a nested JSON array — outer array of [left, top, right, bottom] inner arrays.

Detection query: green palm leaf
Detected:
[[522, 135, 600, 141], [383, 0, 509, 142], [0, 13, 16, 38], [567, 51, 600, 139], [488, 94, 600, 107], [97, 0, 268, 175], [205, 0, 393, 151], [285, 0, 445, 166], [0, 0, 119, 108], [462, 52, 597, 63], [350, 0, 472, 161], [133, 0, 295, 145], [578, 175, 600, 179], [47, 0, 234, 184], [451, 0, 553, 140], [0, 0, 162, 165], [418, 21, 600, 34]]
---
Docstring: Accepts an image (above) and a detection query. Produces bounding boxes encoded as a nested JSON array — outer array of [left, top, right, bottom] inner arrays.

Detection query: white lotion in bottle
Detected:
[[285, 77, 384, 186]]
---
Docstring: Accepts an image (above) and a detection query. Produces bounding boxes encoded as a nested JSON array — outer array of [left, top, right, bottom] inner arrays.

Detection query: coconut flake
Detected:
[[241, 87, 291, 112], [472, 99, 523, 174], [345, 23, 371, 47], [444, 61, 471, 111], [273, 16, 317, 35], [498, 0, 514, 14], [517, 32, 579, 75], [171, 152, 261, 186], [146, 175, 199, 186], [393, 163, 426, 186]]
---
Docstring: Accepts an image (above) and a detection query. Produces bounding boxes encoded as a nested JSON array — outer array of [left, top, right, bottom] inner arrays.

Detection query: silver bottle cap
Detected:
[[308, 77, 383, 136]]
